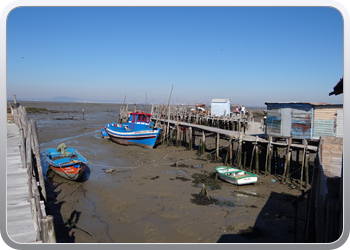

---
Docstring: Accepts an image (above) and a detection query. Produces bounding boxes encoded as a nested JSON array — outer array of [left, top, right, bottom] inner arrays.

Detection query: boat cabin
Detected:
[[128, 112, 152, 124]]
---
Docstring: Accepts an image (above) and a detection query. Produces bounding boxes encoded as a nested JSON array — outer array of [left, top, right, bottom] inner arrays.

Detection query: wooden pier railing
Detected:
[[8, 100, 56, 243]]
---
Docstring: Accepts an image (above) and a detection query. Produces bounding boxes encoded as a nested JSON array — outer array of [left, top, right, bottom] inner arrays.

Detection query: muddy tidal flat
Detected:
[[21, 101, 307, 243]]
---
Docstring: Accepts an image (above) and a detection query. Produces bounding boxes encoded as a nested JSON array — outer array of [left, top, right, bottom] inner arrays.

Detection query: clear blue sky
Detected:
[[7, 7, 343, 106]]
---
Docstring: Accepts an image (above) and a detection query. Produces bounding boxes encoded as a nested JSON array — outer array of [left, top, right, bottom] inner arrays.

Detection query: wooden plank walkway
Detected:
[[7, 123, 37, 243], [155, 119, 318, 151]]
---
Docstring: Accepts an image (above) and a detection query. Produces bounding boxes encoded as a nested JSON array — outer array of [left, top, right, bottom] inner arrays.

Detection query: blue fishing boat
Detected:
[[46, 144, 87, 181], [103, 112, 161, 149]]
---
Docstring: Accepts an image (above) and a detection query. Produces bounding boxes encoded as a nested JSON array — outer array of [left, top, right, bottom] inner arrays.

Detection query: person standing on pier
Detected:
[[241, 105, 246, 116]]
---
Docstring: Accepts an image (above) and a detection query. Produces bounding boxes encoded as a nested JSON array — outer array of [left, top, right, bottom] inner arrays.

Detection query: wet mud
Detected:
[[21, 101, 309, 243]]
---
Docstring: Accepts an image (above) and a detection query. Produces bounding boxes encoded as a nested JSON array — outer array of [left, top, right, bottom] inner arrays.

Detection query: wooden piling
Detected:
[[201, 130, 206, 155], [26, 122, 32, 200], [264, 136, 272, 176], [243, 144, 247, 170], [30, 119, 47, 201], [305, 150, 310, 189], [229, 141, 233, 166], [224, 146, 229, 165], [189, 127, 193, 150], [300, 139, 308, 189], [216, 133, 220, 161], [237, 133, 243, 168], [41, 215, 56, 243], [176, 125, 180, 147], [249, 142, 255, 172], [254, 136, 259, 174], [283, 138, 292, 184]]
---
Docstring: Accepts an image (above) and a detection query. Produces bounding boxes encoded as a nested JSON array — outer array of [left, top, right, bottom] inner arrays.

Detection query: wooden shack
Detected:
[[264, 102, 343, 139], [210, 99, 231, 116]]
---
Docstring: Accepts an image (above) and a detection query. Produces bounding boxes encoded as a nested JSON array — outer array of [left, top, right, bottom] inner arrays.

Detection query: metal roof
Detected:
[[211, 99, 230, 103], [264, 102, 343, 107]]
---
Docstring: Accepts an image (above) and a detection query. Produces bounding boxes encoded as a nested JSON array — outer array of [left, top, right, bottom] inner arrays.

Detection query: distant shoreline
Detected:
[[8, 100, 267, 111]]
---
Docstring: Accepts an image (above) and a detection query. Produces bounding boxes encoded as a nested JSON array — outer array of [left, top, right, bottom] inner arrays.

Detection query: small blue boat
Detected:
[[103, 112, 161, 149], [46, 145, 87, 181], [101, 128, 110, 138]]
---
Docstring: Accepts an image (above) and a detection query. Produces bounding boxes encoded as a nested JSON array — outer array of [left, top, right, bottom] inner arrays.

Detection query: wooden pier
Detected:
[[6, 102, 56, 244], [117, 103, 319, 189]]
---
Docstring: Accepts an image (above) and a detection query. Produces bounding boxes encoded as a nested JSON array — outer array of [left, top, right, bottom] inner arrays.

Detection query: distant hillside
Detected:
[[8, 96, 125, 103]]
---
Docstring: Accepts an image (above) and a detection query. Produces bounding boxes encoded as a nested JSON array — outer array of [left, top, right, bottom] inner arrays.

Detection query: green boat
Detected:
[[215, 166, 258, 185]]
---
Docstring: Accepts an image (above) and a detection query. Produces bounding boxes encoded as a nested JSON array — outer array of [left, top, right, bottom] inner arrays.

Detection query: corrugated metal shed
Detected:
[[265, 102, 343, 139], [211, 99, 231, 116], [313, 105, 340, 139], [336, 109, 343, 137]]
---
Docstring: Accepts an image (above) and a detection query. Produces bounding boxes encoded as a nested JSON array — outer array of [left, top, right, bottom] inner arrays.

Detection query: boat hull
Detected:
[[49, 164, 86, 181], [215, 166, 258, 185], [105, 127, 161, 149], [101, 128, 110, 138]]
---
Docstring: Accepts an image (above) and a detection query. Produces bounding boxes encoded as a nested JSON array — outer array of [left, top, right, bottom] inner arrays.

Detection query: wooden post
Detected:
[[30, 198, 41, 241], [176, 125, 180, 147], [305, 150, 310, 189], [264, 136, 272, 176], [282, 138, 292, 184], [26, 122, 33, 200], [249, 142, 255, 172], [13, 94, 17, 105], [237, 133, 243, 168], [82, 109, 84, 120], [268, 144, 273, 175], [216, 133, 220, 161], [300, 139, 308, 190], [201, 130, 206, 155], [32, 177, 43, 224], [229, 140, 233, 166], [223, 146, 229, 165], [30, 119, 47, 201], [189, 127, 193, 150], [125, 102, 129, 123], [19, 128, 26, 169], [182, 127, 186, 147], [41, 215, 57, 243], [243, 144, 247, 170], [192, 128, 196, 150], [254, 136, 259, 174], [238, 117, 241, 132]]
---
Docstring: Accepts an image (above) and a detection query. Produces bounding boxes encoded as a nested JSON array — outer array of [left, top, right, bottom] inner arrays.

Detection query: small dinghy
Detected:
[[215, 166, 258, 185], [46, 143, 87, 181]]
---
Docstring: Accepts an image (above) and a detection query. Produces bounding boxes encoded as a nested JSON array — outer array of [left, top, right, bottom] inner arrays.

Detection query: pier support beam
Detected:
[[264, 136, 272, 176], [283, 138, 292, 184], [189, 127, 193, 150], [254, 136, 259, 174], [216, 133, 220, 161], [201, 130, 206, 155], [237, 133, 243, 168], [300, 139, 308, 190]]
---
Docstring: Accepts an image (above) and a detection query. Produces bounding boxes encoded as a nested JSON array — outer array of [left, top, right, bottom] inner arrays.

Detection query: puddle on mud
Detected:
[[169, 176, 191, 182], [163, 169, 187, 175], [170, 163, 203, 169]]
